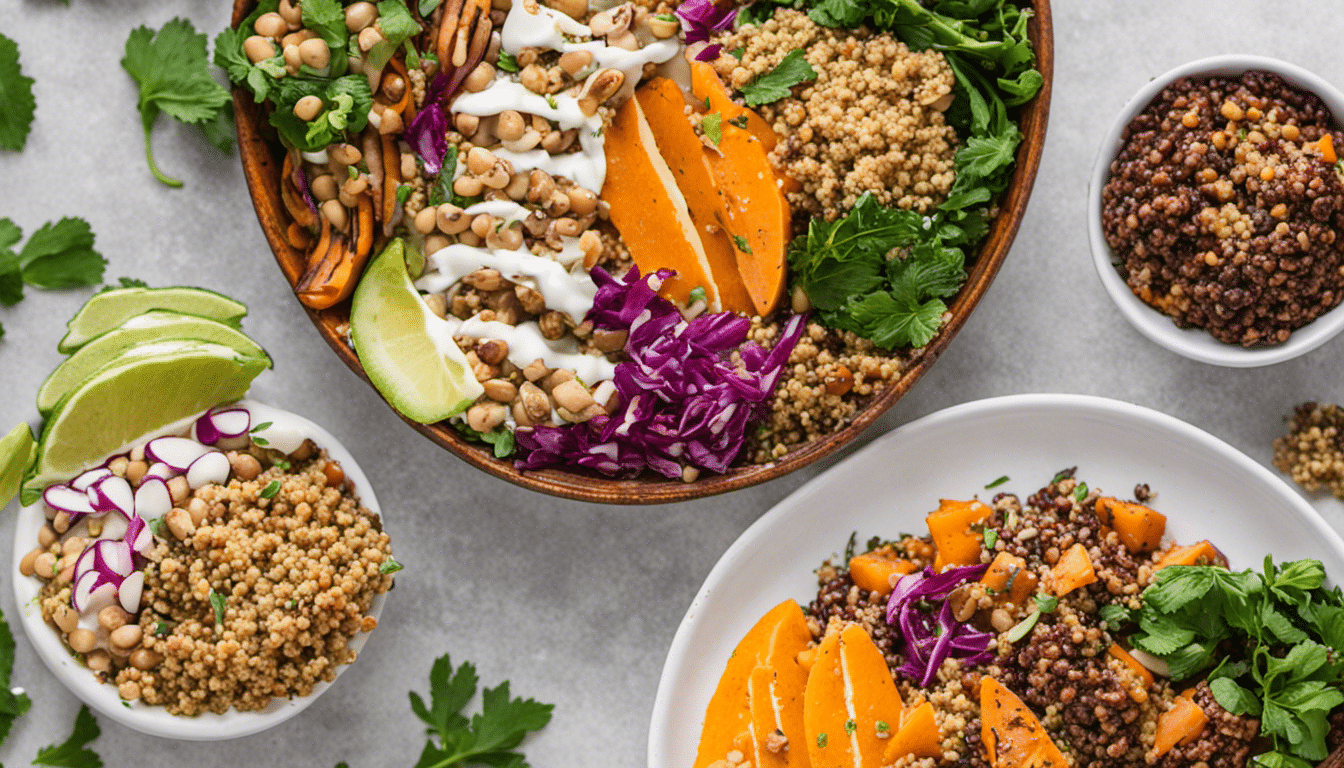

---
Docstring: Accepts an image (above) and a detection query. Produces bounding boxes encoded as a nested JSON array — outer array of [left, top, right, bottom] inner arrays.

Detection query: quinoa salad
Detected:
[[692, 470, 1344, 768], [17, 403, 396, 714], [222, 0, 1043, 482]]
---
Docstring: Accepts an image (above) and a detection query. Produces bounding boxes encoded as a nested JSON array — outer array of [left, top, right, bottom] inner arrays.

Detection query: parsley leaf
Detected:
[[18, 218, 106, 289], [209, 589, 227, 625], [731, 234, 753, 254], [985, 475, 1009, 489], [497, 51, 520, 73], [1033, 592, 1058, 614], [0, 218, 24, 306], [740, 49, 817, 106], [451, 422, 516, 459], [409, 653, 553, 768], [701, 112, 722, 145], [261, 480, 282, 499], [122, 19, 233, 187], [380, 556, 405, 575], [34, 705, 102, 768], [0, 33, 36, 151], [0, 606, 32, 750]]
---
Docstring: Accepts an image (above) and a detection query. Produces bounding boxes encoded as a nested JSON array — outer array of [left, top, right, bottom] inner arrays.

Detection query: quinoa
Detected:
[[1101, 70, 1344, 346], [113, 451, 394, 716], [1273, 401, 1344, 498], [717, 9, 958, 220]]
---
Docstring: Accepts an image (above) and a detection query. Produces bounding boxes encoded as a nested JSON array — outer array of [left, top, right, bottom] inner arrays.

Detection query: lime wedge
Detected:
[[23, 341, 269, 498], [0, 423, 36, 509], [351, 239, 483, 423], [38, 310, 272, 415], [59, 286, 248, 353]]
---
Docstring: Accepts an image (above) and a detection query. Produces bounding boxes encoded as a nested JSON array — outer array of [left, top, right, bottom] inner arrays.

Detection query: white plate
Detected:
[[12, 400, 389, 741], [647, 393, 1344, 767]]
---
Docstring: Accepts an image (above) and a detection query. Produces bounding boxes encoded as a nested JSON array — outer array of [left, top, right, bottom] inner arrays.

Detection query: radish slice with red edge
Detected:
[[73, 544, 98, 581], [119, 571, 145, 614], [87, 475, 134, 515], [43, 484, 95, 517], [124, 515, 153, 555], [70, 468, 112, 491], [144, 462, 174, 481], [186, 450, 230, 489], [71, 570, 100, 612], [133, 478, 172, 520], [144, 437, 210, 472], [195, 406, 251, 445], [92, 539, 134, 577]]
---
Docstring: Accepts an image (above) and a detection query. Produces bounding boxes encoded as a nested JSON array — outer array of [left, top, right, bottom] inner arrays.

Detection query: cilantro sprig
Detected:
[[34, 705, 103, 768], [0, 607, 32, 750], [121, 19, 234, 187], [0, 32, 36, 152], [409, 653, 554, 768], [1130, 558, 1344, 767], [0, 216, 107, 337], [740, 48, 817, 106]]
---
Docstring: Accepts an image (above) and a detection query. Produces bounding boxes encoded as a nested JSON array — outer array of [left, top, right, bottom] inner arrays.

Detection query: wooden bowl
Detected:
[[231, 1, 1055, 504]]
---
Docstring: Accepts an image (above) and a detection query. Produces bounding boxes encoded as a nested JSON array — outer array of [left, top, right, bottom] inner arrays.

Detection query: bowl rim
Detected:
[[1087, 53, 1344, 368], [646, 391, 1344, 766], [231, 0, 1054, 503], [11, 400, 389, 741]]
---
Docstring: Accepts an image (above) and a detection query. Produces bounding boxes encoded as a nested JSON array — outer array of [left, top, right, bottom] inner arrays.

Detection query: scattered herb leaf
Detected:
[[1033, 592, 1058, 614], [545, 94, 558, 109], [727, 114, 749, 129], [397, 183, 414, 207], [1099, 603, 1130, 626], [0, 32, 36, 152], [261, 480, 282, 499], [740, 48, 817, 106], [982, 528, 998, 549], [252, 436, 270, 446], [250, 421, 273, 433], [688, 286, 707, 305], [731, 234, 753, 254], [380, 556, 405, 575], [148, 516, 165, 537], [496, 51, 519, 72], [816, 733, 828, 748], [1004, 610, 1039, 643], [33, 704, 102, 768], [208, 589, 226, 625], [701, 112, 722, 145], [17, 218, 106, 289], [1074, 481, 1089, 503], [844, 719, 856, 734], [985, 475, 1009, 489], [0, 606, 32, 750]]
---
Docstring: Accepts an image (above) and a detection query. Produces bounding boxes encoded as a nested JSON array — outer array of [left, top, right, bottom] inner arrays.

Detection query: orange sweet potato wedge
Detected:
[[749, 662, 812, 768], [927, 499, 993, 570], [603, 96, 722, 311], [981, 551, 1038, 607], [804, 624, 903, 768], [849, 551, 917, 595], [1094, 497, 1166, 555], [695, 600, 811, 768], [705, 122, 790, 317], [635, 78, 754, 314], [1154, 540, 1226, 571], [980, 677, 1069, 768], [1154, 692, 1208, 756], [691, 61, 777, 152], [1047, 543, 1097, 597], [883, 700, 941, 762]]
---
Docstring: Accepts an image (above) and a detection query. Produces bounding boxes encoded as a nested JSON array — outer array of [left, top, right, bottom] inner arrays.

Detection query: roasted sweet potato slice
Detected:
[[804, 624, 902, 768], [980, 677, 1069, 768]]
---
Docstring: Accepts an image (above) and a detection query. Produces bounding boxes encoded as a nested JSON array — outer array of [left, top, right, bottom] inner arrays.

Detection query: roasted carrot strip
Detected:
[[353, 194, 375, 260], [381, 133, 401, 233], [385, 56, 413, 118], [281, 151, 319, 229], [436, 0, 466, 70], [286, 222, 312, 250]]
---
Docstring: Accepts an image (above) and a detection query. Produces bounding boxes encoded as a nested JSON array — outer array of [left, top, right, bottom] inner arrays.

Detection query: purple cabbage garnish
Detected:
[[292, 160, 318, 214], [514, 266, 807, 478], [695, 43, 723, 62], [405, 101, 450, 175], [675, 0, 736, 44], [886, 564, 995, 687]]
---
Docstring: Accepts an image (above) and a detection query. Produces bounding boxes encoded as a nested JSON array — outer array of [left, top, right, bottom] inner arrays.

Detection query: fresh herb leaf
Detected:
[[1073, 481, 1089, 503], [250, 421, 272, 432], [655, 13, 678, 21], [731, 46, 745, 59], [497, 51, 519, 73], [1099, 603, 1130, 626], [1004, 610, 1039, 643], [0, 33, 36, 151], [0, 606, 32, 749], [844, 718, 856, 734], [154, 621, 170, 637], [33, 704, 102, 768], [419, 0, 443, 15], [17, 218, 106, 289], [209, 589, 226, 625], [450, 421, 516, 458], [842, 531, 858, 566], [728, 114, 749, 129], [0, 218, 24, 306], [1034, 593, 1058, 614], [688, 286, 707, 305], [985, 475, 1009, 489], [545, 94, 558, 109], [252, 436, 270, 446], [148, 516, 166, 537], [122, 19, 233, 187], [261, 480, 282, 499], [397, 183, 414, 207], [740, 49, 817, 106], [701, 112, 722, 145], [409, 652, 553, 768], [982, 528, 998, 549], [816, 733, 828, 748], [380, 556, 404, 575], [875, 720, 889, 735], [731, 234, 753, 254]]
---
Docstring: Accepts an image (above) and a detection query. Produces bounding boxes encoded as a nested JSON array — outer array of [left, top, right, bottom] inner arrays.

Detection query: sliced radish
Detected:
[[88, 475, 134, 515], [186, 451, 231, 489], [71, 570, 100, 612], [100, 513, 129, 540], [144, 462, 175, 481], [72, 571, 118, 614], [70, 468, 112, 491], [43, 484, 95, 517], [92, 539, 134, 577], [118, 571, 145, 614], [210, 408, 251, 437], [145, 436, 211, 472], [133, 478, 172, 520], [73, 544, 98, 581], [124, 515, 154, 555]]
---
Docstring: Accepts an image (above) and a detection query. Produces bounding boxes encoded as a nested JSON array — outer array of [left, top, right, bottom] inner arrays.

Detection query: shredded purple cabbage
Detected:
[[514, 266, 807, 478], [675, 0, 736, 44], [405, 101, 450, 175], [291, 160, 318, 214], [886, 564, 995, 687], [695, 42, 723, 62]]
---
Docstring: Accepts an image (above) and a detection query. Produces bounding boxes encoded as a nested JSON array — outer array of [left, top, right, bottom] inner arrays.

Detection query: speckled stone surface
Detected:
[[1, 0, 1343, 764]]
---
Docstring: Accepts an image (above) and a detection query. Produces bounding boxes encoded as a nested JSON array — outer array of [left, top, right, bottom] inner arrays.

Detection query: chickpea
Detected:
[[243, 35, 277, 64], [425, 234, 450, 254], [67, 628, 98, 654], [558, 50, 593, 77], [496, 110, 525, 142], [293, 95, 324, 121], [579, 229, 602, 267], [19, 547, 42, 577], [357, 26, 384, 52], [454, 175, 485, 198], [166, 507, 196, 541], [458, 230, 484, 247], [311, 174, 339, 202], [99, 605, 130, 632], [278, 0, 303, 26], [187, 496, 210, 526], [298, 38, 331, 69], [422, 292, 449, 318], [545, 0, 587, 19], [466, 402, 508, 432], [61, 536, 87, 559], [329, 143, 362, 165], [504, 172, 530, 200], [463, 61, 495, 93], [281, 29, 317, 48], [130, 649, 163, 671], [345, 1, 379, 31], [253, 12, 288, 39], [85, 650, 112, 673], [111, 624, 143, 650], [108, 456, 129, 478], [553, 217, 582, 237], [544, 190, 571, 217], [167, 475, 190, 505], [342, 174, 369, 197], [519, 64, 548, 94], [487, 222, 524, 250], [52, 510, 70, 534], [125, 459, 148, 485], [454, 112, 480, 137], [414, 207, 439, 235], [400, 153, 418, 180], [567, 186, 598, 216], [38, 524, 58, 548], [377, 108, 404, 135], [52, 604, 80, 634], [322, 199, 349, 230]]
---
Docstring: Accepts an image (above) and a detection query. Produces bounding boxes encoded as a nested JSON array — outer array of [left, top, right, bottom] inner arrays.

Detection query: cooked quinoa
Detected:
[[1273, 401, 1344, 498], [112, 450, 394, 715], [717, 9, 959, 220]]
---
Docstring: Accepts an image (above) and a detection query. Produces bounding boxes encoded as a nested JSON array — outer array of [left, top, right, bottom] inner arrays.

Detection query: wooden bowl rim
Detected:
[[231, 0, 1055, 504]]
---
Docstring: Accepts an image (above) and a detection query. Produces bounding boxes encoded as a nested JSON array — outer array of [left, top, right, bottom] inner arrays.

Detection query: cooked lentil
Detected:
[[1102, 71, 1344, 346]]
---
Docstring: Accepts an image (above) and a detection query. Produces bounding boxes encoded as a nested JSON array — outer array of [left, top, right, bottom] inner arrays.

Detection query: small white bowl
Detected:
[[1088, 54, 1344, 367], [12, 400, 389, 741]]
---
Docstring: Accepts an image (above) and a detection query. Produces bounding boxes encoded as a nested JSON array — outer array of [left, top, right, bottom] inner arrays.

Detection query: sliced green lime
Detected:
[[351, 239, 483, 423], [0, 423, 36, 509], [22, 341, 268, 498], [38, 310, 271, 415], [58, 286, 248, 353]]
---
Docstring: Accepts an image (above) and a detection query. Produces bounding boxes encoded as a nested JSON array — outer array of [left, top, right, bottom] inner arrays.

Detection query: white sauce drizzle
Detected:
[[445, 315, 617, 383]]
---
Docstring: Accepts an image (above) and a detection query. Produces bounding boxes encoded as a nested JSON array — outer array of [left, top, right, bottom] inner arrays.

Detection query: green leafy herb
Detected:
[[16, 218, 106, 289], [545, 94, 558, 109], [450, 421, 517, 458], [261, 480, 282, 499], [844, 719, 856, 734], [655, 13, 678, 21], [1051, 468, 1072, 484], [419, 0, 443, 15], [154, 621, 171, 638], [148, 516, 166, 537], [273, 458, 291, 470], [0, 607, 32, 750], [497, 51, 519, 72], [731, 234, 753, 254], [740, 49, 817, 106], [728, 114, 749, 129], [122, 19, 233, 187], [1129, 558, 1344, 765], [380, 556, 405, 575], [841, 531, 858, 566], [982, 528, 998, 549], [251, 421, 274, 433], [1099, 603, 1130, 627], [1004, 610, 1039, 643], [816, 733, 828, 748], [409, 652, 554, 768], [985, 475, 1009, 489], [209, 589, 227, 625], [688, 286, 707, 305], [731, 46, 745, 59], [428, 145, 459, 207], [1073, 482, 1089, 503], [701, 112, 722, 145], [34, 704, 102, 768], [0, 33, 36, 151], [397, 183, 414, 207], [1033, 592, 1057, 614], [875, 720, 889, 735]]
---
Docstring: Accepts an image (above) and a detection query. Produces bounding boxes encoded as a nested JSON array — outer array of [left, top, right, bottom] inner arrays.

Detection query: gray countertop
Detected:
[[3, 0, 1343, 764]]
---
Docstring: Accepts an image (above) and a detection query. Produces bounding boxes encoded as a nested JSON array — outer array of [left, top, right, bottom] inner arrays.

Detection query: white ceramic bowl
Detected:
[[647, 393, 1344, 767], [12, 400, 389, 741], [1088, 54, 1344, 367]]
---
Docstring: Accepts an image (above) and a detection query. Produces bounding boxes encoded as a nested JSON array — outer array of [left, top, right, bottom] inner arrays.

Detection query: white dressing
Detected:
[[446, 315, 617, 383], [417, 241, 598, 320]]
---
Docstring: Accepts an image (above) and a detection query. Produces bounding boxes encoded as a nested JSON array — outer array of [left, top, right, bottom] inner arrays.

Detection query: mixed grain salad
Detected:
[[220, 0, 1042, 481], [694, 470, 1344, 768]]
